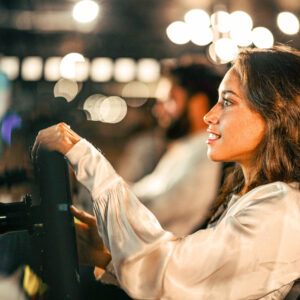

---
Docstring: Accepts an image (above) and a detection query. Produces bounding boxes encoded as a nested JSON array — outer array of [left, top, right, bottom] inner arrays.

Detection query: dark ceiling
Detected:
[[0, 0, 299, 60]]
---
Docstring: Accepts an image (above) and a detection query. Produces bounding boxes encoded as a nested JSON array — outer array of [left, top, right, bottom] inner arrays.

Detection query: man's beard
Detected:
[[165, 108, 190, 140]]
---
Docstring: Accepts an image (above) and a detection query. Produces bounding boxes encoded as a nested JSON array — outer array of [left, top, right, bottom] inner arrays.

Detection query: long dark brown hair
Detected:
[[213, 45, 300, 214]]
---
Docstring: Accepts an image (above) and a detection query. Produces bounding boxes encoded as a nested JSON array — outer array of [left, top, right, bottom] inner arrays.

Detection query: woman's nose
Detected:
[[203, 105, 219, 125]]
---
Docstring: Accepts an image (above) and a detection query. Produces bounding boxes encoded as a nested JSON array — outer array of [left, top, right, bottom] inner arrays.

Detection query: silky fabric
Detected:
[[66, 139, 300, 300]]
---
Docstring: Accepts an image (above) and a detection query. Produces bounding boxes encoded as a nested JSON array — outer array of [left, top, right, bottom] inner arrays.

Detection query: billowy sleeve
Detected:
[[66, 139, 300, 300]]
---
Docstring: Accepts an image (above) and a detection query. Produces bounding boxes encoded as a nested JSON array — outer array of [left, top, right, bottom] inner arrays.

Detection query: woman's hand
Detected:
[[70, 205, 111, 269], [32, 122, 82, 159]]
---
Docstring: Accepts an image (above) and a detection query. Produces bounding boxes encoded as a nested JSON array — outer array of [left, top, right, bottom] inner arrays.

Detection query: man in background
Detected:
[[131, 59, 223, 236]]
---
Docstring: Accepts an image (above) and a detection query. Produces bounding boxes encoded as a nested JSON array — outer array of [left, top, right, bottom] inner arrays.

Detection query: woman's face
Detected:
[[204, 68, 265, 168]]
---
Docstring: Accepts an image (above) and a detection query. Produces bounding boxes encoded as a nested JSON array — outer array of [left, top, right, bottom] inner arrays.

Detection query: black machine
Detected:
[[0, 147, 81, 299]]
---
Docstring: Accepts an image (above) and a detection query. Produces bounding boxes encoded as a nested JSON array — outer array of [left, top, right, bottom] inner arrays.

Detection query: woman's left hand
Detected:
[[32, 122, 82, 159]]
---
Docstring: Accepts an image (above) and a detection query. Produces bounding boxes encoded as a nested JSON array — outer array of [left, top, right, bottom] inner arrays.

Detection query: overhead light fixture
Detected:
[[53, 78, 79, 102], [184, 9, 210, 29], [229, 11, 253, 32], [0, 56, 19, 80], [215, 38, 238, 63], [137, 59, 160, 82], [44, 57, 62, 81], [230, 29, 252, 47], [90, 58, 114, 82], [114, 58, 136, 82], [166, 21, 190, 45], [252, 27, 274, 49], [21, 56, 43, 81], [211, 11, 230, 33], [73, 0, 99, 23], [190, 27, 213, 46], [60, 53, 89, 81], [277, 12, 299, 35]]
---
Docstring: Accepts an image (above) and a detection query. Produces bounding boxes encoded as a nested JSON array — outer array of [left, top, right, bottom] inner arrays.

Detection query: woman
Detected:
[[33, 45, 300, 299]]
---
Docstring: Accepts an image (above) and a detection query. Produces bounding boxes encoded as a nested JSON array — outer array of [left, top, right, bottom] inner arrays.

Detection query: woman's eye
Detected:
[[223, 99, 232, 107]]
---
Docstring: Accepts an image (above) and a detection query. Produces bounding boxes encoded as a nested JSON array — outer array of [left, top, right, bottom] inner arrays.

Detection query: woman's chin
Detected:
[[207, 150, 225, 162]]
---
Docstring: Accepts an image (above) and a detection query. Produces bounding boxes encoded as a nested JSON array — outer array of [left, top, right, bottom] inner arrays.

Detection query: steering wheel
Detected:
[[35, 147, 81, 299]]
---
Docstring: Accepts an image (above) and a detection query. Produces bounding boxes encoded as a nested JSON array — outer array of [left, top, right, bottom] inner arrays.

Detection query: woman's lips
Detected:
[[206, 132, 221, 144]]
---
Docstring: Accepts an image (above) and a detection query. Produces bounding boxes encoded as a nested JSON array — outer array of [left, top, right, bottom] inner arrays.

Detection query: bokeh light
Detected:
[[211, 11, 230, 33], [230, 29, 252, 47], [215, 38, 238, 63], [44, 57, 62, 81], [277, 12, 299, 35], [190, 27, 213, 46], [252, 27, 274, 48], [184, 9, 210, 28], [0, 57, 19, 80], [90, 58, 114, 82], [122, 81, 150, 107], [166, 21, 190, 45], [72, 0, 99, 23], [60, 53, 89, 81], [137, 59, 160, 82], [99, 96, 127, 123], [122, 81, 150, 99], [53, 78, 79, 102], [114, 58, 136, 82], [21, 56, 43, 81], [229, 11, 253, 31], [83, 94, 106, 121]]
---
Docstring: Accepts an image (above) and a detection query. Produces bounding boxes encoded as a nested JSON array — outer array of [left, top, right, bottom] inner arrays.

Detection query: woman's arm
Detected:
[[33, 124, 300, 299]]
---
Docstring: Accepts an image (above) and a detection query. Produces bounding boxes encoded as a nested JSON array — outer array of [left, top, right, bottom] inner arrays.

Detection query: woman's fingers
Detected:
[[32, 122, 82, 159], [70, 205, 96, 226]]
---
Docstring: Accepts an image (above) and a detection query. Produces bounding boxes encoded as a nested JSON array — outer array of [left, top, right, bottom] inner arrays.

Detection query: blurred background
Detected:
[[0, 0, 299, 196], [0, 1, 299, 298]]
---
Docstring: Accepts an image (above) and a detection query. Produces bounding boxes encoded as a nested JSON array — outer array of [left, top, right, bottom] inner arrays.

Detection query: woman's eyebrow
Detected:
[[221, 89, 239, 97]]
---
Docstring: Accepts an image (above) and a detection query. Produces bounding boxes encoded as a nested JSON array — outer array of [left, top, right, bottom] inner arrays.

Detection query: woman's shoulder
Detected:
[[227, 181, 300, 218], [246, 181, 299, 201]]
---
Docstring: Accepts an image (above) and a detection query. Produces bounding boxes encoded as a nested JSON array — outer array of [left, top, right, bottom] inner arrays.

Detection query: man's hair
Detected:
[[164, 60, 222, 108], [213, 45, 300, 215]]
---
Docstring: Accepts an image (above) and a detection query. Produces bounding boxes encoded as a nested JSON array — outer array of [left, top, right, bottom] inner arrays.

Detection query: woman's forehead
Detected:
[[218, 68, 242, 95]]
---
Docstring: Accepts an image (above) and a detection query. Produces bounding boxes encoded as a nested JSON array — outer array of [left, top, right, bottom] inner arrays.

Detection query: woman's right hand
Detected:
[[70, 205, 112, 269]]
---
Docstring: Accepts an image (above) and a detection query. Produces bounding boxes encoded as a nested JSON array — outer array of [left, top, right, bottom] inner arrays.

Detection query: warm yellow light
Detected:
[[99, 96, 127, 123], [166, 21, 190, 45], [44, 57, 62, 81], [230, 29, 252, 47], [190, 27, 213, 46], [137, 59, 160, 82], [211, 11, 230, 33], [0, 57, 19, 80], [90, 58, 113, 82], [53, 78, 79, 102], [184, 9, 210, 28], [215, 38, 238, 63], [277, 12, 299, 35], [122, 81, 150, 100], [73, 0, 99, 23], [21, 56, 43, 81], [230, 11, 253, 31], [60, 53, 89, 81], [114, 58, 136, 82], [252, 27, 274, 49]]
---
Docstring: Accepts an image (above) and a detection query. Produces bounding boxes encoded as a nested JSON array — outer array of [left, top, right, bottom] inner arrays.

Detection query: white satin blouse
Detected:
[[66, 139, 300, 300]]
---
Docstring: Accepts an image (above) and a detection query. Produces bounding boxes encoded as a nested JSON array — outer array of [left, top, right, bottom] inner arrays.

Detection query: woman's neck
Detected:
[[239, 163, 258, 196]]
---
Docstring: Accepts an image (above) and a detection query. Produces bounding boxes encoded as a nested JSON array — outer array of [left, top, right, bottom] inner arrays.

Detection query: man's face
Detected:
[[153, 78, 187, 129]]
